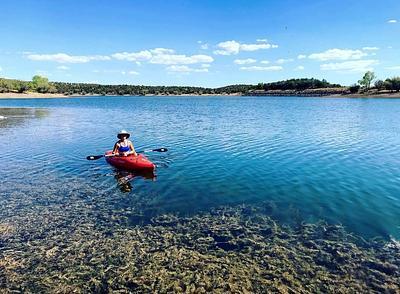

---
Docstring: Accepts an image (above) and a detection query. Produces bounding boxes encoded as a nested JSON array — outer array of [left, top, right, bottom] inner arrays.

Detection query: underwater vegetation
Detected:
[[0, 188, 399, 293]]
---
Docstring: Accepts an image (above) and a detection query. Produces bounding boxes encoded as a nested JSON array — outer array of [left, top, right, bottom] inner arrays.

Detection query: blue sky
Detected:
[[0, 0, 399, 87]]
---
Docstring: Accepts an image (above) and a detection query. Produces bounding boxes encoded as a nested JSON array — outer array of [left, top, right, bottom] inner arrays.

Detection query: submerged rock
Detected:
[[0, 200, 399, 292]]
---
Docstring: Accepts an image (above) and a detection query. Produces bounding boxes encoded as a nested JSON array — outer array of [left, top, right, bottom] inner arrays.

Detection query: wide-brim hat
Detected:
[[117, 130, 130, 139]]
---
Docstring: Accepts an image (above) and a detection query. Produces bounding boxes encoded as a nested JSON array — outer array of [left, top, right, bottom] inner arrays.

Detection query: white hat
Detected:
[[117, 130, 130, 139]]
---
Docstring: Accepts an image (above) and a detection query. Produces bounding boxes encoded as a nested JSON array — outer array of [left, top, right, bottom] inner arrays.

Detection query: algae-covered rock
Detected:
[[0, 199, 399, 293]]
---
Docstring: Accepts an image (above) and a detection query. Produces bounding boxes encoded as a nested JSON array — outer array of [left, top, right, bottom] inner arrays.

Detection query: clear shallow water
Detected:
[[0, 96, 399, 239]]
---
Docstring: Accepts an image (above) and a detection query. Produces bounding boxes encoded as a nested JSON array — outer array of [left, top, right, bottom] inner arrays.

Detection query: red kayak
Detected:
[[105, 150, 155, 171]]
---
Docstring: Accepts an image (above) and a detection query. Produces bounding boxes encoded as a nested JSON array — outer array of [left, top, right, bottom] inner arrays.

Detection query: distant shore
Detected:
[[1, 91, 400, 99]]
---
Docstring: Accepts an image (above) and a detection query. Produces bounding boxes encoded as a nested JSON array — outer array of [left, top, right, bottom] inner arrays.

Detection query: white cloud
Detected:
[[197, 41, 209, 49], [197, 41, 208, 50], [276, 58, 294, 64], [150, 53, 213, 65], [214, 40, 278, 55], [362, 47, 379, 51], [260, 60, 270, 65], [388, 19, 397, 23], [150, 48, 175, 55], [93, 69, 139, 75], [240, 65, 283, 71], [0, 66, 2, 72], [386, 65, 400, 70], [112, 49, 213, 65], [27, 53, 111, 63], [112, 51, 152, 62], [234, 58, 257, 65], [297, 54, 307, 59], [214, 40, 241, 55], [320, 59, 379, 72], [166, 65, 208, 73], [57, 65, 69, 70], [200, 64, 211, 68], [256, 39, 268, 42], [295, 66, 305, 70], [240, 43, 277, 51], [308, 49, 368, 61], [26, 48, 214, 69]]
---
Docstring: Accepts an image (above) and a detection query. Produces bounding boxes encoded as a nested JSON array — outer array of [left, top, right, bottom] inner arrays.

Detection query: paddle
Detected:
[[86, 148, 168, 160]]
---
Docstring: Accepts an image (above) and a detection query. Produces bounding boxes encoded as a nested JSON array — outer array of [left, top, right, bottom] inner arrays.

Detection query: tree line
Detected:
[[0, 76, 343, 95], [0, 75, 57, 93], [255, 78, 341, 91], [1, 74, 399, 95]]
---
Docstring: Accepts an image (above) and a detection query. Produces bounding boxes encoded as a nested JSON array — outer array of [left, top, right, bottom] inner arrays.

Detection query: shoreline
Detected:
[[0, 92, 242, 99], [326, 93, 400, 98], [1, 91, 400, 99], [0, 92, 70, 99]]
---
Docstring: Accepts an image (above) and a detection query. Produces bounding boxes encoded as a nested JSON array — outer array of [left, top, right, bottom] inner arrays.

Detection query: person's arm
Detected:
[[129, 141, 138, 156], [112, 142, 119, 155]]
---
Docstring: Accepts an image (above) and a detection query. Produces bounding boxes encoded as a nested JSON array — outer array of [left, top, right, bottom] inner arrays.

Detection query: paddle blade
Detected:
[[152, 148, 168, 152], [86, 155, 104, 160]]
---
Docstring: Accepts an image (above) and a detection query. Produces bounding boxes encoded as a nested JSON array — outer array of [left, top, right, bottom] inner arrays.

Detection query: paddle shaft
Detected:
[[86, 148, 168, 160]]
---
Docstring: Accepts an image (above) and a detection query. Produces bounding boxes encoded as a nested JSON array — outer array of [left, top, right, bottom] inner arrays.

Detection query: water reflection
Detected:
[[114, 169, 156, 192], [0, 107, 49, 129]]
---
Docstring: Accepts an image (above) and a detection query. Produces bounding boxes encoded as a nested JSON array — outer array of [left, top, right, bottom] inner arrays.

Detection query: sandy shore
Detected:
[[327, 93, 400, 98], [0, 92, 70, 99], [0, 92, 242, 99], [1, 91, 400, 99]]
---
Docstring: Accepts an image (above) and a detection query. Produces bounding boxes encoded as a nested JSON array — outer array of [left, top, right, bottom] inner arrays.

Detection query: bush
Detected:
[[384, 77, 400, 92], [349, 84, 360, 93], [374, 80, 385, 91]]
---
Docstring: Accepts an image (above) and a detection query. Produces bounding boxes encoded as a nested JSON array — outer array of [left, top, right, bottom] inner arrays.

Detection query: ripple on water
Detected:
[[0, 97, 399, 239]]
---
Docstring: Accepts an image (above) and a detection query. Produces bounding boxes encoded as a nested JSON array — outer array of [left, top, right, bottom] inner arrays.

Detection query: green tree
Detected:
[[15, 81, 29, 93], [0, 78, 12, 92], [358, 71, 376, 90], [31, 75, 51, 93]]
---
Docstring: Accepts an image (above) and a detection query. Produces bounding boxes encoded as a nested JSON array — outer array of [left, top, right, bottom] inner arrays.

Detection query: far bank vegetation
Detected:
[[0, 73, 399, 96]]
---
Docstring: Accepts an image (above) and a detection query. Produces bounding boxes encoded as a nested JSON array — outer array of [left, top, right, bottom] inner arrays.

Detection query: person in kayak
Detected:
[[112, 130, 138, 157]]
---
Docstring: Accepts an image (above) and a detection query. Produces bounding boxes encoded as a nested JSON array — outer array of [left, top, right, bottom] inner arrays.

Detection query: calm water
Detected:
[[0, 96, 399, 239]]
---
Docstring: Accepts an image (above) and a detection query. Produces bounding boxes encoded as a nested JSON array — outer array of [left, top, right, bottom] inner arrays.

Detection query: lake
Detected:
[[0, 95, 399, 239]]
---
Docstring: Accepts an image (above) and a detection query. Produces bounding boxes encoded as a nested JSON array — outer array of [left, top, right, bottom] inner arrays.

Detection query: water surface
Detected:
[[0, 96, 399, 239]]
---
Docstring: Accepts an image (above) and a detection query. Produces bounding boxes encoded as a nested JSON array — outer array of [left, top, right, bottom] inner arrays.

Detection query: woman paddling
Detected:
[[112, 130, 137, 157]]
